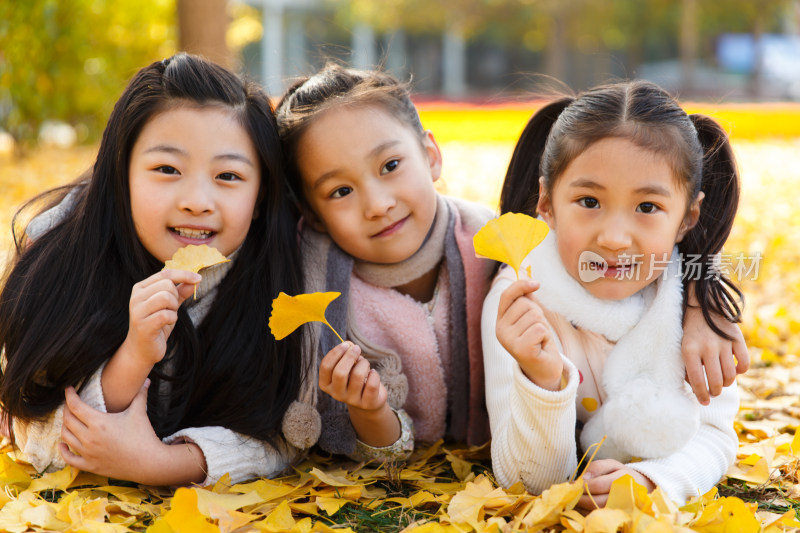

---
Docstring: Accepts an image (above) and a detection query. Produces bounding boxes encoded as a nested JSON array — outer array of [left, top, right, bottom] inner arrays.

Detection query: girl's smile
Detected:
[[169, 225, 217, 244], [371, 215, 410, 238]]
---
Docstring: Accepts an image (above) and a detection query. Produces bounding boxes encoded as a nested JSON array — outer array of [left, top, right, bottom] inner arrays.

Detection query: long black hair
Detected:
[[500, 81, 742, 337], [0, 53, 304, 444]]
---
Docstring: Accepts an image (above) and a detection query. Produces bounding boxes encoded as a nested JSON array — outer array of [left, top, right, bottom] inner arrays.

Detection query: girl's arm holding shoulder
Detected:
[[10, 365, 205, 484], [60, 380, 299, 485], [60, 381, 207, 485], [318, 342, 412, 459], [482, 276, 579, 492], [102, 269, 200, 412], [682, 283, 749, 405]]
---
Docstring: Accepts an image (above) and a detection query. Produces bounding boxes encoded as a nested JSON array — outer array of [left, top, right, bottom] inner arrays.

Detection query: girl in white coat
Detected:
[[483, 81, 742, 506]]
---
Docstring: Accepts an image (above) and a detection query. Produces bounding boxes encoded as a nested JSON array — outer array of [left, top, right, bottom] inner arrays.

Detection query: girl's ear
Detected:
[[677, 191, 704, 242], [301, 206, 327, 233], [422, 130, 443, 183], [536, 177, 555, 228]]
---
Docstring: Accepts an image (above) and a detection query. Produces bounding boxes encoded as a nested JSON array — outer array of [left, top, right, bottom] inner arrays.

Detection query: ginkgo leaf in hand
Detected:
[[269, 292, 344, 342], [473, 212, 549, 279], [164, 245, 229, 300], [164, 244, 230, 273]]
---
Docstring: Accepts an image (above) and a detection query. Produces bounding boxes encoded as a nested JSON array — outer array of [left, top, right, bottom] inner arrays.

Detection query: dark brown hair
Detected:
[[0, 54, 304, 444], [500, 80, 742, 336]]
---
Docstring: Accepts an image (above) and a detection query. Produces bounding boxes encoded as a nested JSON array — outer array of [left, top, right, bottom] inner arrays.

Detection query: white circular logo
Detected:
[[578, 251, 607, 282]]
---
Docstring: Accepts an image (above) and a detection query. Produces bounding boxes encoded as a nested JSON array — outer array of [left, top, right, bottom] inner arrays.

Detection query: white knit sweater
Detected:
[[482, 269, 739, 504], [12, 259, 298, 486]]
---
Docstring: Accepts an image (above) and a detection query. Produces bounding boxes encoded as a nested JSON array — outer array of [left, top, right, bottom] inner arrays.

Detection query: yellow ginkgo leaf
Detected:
[[582, 508, 631, 532], [164, 245, 229, 273], [447, 475, 514, 529], [27, 465, 79, 493], [269, 292, 344, 342], [263, 500, 296, 530], [473, 213, 549, 279], [520, 480, 583, 528], [162, 488, 220, 533], [0, 453, 32, 488], [604, 474, 651, 514]]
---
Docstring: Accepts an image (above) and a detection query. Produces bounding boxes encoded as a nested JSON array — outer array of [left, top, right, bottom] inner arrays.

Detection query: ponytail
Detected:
[[680, 114, 743, 336], [500, 97, 573, 216]]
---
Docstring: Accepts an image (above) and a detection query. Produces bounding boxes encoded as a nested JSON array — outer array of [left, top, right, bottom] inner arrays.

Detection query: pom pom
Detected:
[[281, 400, 321, 449], [381, 371, 409, 409]]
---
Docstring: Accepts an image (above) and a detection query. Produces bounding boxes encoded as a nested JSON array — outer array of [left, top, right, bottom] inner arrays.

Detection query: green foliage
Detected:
[[0, 0, 176, 146]]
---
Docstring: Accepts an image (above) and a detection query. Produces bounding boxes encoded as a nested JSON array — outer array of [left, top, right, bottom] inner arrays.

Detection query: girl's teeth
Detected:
[[175, 228, 211, 239]]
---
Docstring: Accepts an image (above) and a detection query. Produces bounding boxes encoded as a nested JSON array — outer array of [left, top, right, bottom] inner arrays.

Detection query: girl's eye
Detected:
[[578, 197, 599, 209], [155, 165, 179, 175], [217, 172, 241, 182], [330, 186, 353, 199], [637, 202, 659, 214], [380, 159, 400, 175]]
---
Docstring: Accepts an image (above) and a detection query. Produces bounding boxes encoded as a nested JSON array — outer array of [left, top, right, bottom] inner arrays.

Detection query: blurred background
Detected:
[[2, 0, 800, 150]]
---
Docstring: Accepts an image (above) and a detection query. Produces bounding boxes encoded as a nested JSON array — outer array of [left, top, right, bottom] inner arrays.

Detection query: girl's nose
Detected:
[[363, 182, 396, 219], [597, 217, 632, 251], [177, 178, 215, 215]]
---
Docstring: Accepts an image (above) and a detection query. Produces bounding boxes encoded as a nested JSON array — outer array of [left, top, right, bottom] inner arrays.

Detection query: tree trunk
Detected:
[[352, 23, 376, 69], [384, 29, 407, 80], [748, 10, 765, 99], [177, 0, 232, 69], [545, 11, 567, 83], [261, 4, 284, 97], [442, 24, 467, 97], [679, 0, 698, 94]]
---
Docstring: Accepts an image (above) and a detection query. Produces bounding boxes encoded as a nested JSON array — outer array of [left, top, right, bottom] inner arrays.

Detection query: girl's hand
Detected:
[[102, 269, 200, 413], [496, 279, 563, 391], [123, 269, 201, 367], [578, 459, 655, 509], [682, 305, 749, 406], [319, 342, 400, 447], [59, 382, 206, 485], [319, 342, 387, 412]]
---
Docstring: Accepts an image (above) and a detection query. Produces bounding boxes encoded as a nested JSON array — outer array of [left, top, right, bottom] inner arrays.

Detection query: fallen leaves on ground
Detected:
[[1, 133, 800, 531], [1, 442, 797, 532]]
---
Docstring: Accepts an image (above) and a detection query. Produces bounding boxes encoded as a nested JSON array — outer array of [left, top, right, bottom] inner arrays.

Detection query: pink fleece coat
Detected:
[[349, 202, 493, 445]]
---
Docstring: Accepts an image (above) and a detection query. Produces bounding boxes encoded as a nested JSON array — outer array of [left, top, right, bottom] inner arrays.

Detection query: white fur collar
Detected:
[[525, 232, 649, 342], [523, 232, 700, 461]]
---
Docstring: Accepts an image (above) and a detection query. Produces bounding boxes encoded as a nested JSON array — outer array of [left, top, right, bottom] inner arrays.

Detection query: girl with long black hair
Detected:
[[0, 53, 308, 486]]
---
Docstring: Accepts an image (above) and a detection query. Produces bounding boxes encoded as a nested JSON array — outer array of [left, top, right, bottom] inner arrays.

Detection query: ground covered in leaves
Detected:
[[0, 108, 799, 531]]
